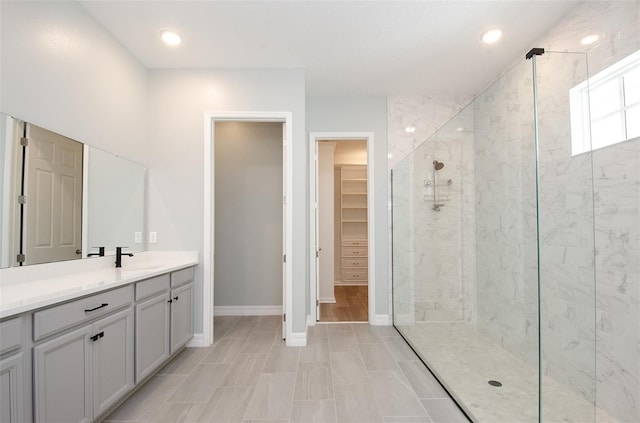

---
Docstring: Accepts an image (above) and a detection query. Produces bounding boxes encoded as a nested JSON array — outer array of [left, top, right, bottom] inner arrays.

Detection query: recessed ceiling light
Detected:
[[405, 126, 416, 133], [580, 34, 600, 45], [161, 30, 182, 46], [481, 29, 502, 44]]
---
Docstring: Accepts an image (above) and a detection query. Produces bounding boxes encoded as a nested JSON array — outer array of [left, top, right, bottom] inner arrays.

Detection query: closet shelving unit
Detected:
[[340, 165, 368, 285]]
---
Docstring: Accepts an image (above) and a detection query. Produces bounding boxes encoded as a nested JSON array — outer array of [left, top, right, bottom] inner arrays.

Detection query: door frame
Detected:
[[308, 132, 375, 324], [204, 111, 293, 346]]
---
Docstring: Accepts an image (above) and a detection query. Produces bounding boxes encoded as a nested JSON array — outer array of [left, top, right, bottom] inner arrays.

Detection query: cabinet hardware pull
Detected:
[[85, 303, 108, 312], [168, 299, 173, 303], [90, 331, 104, 342], [174, 296, 179, 301]]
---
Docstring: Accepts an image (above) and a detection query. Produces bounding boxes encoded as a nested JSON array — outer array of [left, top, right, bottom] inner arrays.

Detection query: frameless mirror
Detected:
[[0, 113, 146, 268]]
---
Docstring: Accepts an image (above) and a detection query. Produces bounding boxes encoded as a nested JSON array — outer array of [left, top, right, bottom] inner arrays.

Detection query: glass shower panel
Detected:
[[534, 51, 597, 423], [392, 58, 539, 423]]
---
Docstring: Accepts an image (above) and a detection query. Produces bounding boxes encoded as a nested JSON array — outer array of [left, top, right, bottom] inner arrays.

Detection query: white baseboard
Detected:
[[287, 331, 307, 346], [334, 281, 368, 286], [319, 297, 336, 303], [214, 305, 282, 316], [372, 314, 391, 326], [186, 333, 206, 347]]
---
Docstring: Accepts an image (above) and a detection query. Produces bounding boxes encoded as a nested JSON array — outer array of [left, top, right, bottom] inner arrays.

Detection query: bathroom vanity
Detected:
[[0, 251, 198, 423]]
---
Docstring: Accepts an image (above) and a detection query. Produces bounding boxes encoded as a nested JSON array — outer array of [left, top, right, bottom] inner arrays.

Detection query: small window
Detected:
[[570, 49, 640, 155]]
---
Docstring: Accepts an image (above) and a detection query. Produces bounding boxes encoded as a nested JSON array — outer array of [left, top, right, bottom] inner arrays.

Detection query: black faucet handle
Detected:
[[87, 246, 105, 257], [115, 247, 134, 268], [117, 246, 134, 257]]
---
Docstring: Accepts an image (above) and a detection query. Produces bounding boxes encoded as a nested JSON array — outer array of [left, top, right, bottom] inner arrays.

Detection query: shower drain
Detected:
[[488, 380, 503, 387]]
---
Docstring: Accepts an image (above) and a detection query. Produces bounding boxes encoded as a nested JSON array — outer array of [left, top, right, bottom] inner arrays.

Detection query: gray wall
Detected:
[[307, 96, 389, 317], [214, 122, 283, 307]]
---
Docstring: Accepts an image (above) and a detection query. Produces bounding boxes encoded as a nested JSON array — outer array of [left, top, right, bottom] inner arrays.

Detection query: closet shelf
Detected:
[[341, 165, 369, 284]]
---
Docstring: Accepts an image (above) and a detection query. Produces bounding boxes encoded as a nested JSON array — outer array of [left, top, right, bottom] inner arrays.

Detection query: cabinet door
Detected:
[[170, 283, 194, 354], [135, 292, 170, 382], [93, 308, 134, 417], [34, 326, 92, 423], [0, 353, 24, 423]]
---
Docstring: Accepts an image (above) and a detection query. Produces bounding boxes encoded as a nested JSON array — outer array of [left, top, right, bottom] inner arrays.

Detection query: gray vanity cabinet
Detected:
[[0, 352, 24, 423], [92, 308, 135, 416], [135, 268, 194, 381], [33, 307, 134, 423], [135, 290, 171, 382], [170, 282, 194, 354], [33, 325, 93, 423], [32, 284, 134, 423], [0, 316, 26, 423]]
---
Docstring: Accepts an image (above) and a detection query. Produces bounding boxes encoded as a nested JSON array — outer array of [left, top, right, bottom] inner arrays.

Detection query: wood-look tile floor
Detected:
[[104, 316, 469, 423], [319, 286, 368, 322]]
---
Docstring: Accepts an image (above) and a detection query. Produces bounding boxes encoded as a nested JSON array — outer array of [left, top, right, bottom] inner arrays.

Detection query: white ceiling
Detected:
[[79, 1, 582, 97]]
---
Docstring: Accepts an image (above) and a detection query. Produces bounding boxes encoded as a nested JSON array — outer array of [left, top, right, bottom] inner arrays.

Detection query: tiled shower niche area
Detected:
[[391, 49, 639, 423]]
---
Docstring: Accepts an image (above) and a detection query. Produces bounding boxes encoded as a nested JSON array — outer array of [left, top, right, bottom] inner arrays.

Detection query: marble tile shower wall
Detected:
[[472, 59, 539, 365], [387, 96, 470, 170], [391, 158, 415, 324], [535, 52, 599, 409], [592, 139, 639, 422], [410, 126, 476, 323], [535, 2, 640, 421], [387, 95, 474, 326]]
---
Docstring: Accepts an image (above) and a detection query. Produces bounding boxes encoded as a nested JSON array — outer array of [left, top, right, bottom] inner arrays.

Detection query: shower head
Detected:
[[433, 160, 445, 171]]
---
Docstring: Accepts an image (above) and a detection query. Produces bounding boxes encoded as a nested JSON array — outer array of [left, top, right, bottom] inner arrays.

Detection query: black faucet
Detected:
[[87, 247, 105, 257], [115, 247, 134, 268]]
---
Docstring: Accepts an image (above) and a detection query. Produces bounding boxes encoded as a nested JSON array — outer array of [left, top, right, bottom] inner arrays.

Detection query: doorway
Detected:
[[213, 121, 283, 323], [310, 133, 375, 324], [204, 112, 293, 347]]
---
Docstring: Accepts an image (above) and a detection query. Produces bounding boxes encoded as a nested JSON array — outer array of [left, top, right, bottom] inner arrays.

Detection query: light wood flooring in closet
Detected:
[[319, 285, 368, 322]]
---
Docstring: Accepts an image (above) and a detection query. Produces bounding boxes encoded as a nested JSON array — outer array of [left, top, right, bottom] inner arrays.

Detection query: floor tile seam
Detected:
[[367, 368, 428, 407], [221, 383, 262, 388], [145, 374, 190, 421], [183, 349, 214, 372], [419, 401, 437, 423]]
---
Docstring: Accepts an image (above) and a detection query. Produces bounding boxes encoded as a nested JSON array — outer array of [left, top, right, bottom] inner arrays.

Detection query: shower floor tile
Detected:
[[396, 322, 620, 423]]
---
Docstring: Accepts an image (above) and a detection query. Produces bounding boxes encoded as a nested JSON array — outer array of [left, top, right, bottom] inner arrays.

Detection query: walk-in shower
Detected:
[[391, 48, 639, 422]]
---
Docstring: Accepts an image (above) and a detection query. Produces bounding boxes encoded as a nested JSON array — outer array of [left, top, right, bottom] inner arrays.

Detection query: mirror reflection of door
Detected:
[[21, 124, 83, 265]]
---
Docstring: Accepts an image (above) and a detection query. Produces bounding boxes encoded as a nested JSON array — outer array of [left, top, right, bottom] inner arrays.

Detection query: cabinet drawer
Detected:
[[342, 268, 368, 281], [171, 267, 194, 288], [342, 247, 367, 257], [342, 240, 367, 247], [135, 274, 170, 301], [0, 317, 23, 355], [342, 258, 367, 268], [33, 285, 133, 341]]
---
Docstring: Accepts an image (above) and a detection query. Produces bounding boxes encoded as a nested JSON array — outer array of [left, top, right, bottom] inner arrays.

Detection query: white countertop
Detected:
[[0, 251, 198, 319]]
